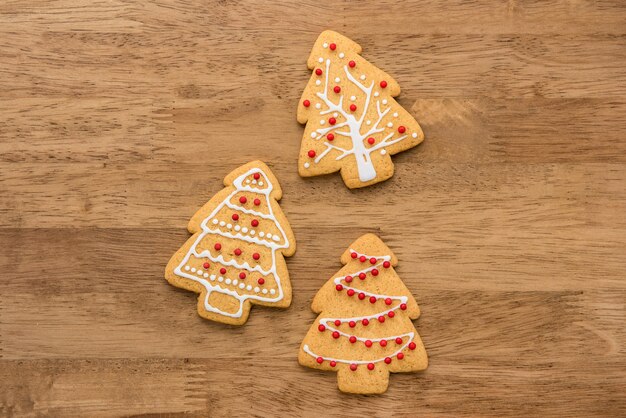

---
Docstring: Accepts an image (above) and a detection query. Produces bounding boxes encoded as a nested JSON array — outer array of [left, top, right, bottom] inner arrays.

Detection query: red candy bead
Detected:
[[334, 319, 341, 326], [220, 267, 227, 274], [359, 273, 366, 280], [333, 86, 341, 93], [365, 340, 372, 347], [329, 43, 336, 50], [253, 173, 260, 180], [349, 336, 357, 344], [349, 321, 356, 328], [372, 269, 379, 276], [308, 150, 316, 158], [232, 213, 239, 221], [214, 243, 222, 251], [367, 363, 375, 371], [318, 324, 325, 332], [370, 257, 377, 264], [395, 337, 403, 344], [332, 331, 340, 339], [349, 60, 356, 68], [388, 311, 395, 318], [380, 80, 388, 88], [385, 298, 392, 305], [369, 296, 377, 304], [239, 272, 246, 280], [316, 357, 323, 364], [234, 248, 242, 256], [384, 357, 392, 364], [359, 255, 366, 262], [351, 252, 358, 259], [344, 275, 353, 283], [303, 99, 310, 107], [380, 339, 388, 347], [330, 361, 337, 367], [398, 126, 406, 133], [358, 293, 366, 300], [349, 104, 357, 112], [315, 68, 323, 76], [327, 133, 335, 141], [257, 278, 265, 285], [347, 289, 355, 296], [203, 262, 210, 269], [409, 342, 417, 350], [251, 219, 259, 227], [253, 253, 260, 260], [400, 303, 407, 310], [329, 117, 336, 125], [239, 196, 247, 204], [335, 284, 343, 291], [397, 353, 405, 360], [350, 364, 357, 371], [383, 261, 391, 268], [367, 137, 375, 145], [362, 319, 369, 326], [378, 316, 385, 323], [253, 198, 261, 206]]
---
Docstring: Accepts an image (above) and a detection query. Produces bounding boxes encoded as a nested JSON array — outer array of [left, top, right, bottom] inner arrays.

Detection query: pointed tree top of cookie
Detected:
[[340, 233, 399, 266], [223, 160, 282, 200]]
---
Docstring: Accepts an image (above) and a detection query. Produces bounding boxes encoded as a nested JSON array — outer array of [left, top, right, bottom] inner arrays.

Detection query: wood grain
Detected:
[[1, 0, 625, 416]]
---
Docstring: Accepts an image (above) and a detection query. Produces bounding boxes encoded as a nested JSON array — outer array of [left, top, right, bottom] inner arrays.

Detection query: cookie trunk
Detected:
[[337, 366, 390, 394], [354, 151, 377, 182]]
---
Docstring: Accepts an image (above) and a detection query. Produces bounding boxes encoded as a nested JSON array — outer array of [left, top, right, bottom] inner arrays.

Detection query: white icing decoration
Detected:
[[239, 283, 245, 289], [185, 266, 190, 271], [226, 223, 232, 229], [318, 57, 324, 63], [251, 179, 257, 184], [250, 230, 256, 236], [219, 221, 225, 227], [360, 75, 366, 80], [381, 149, 387, 155], [242, 227, 248, 233], [246, 285, 252, 291], [262, 289, 268, 294], [412, 132, 418, 138], [350, 95, 356, 101], [339, 52, 345, 58], [333, 112, 338, 118], [270, 289, 276, 295], [212, 219, 218, 225], [210, 274, 216, 280], [334, 77, 340, 83], [315, 103, 321, 109], [304, 162, 310, 168], [307, 60, 410, 183], [260, 232, 265, 237], [387, 122, 393, 128], [234, 225, 241, 231], [323, 42, 328, 48], [233, 279, 238, 286], [366, 120, 371, 125], [382, 99, 388, 105], [173, 167, 291, 319], [311, 132, 317, 138], [315, 80, 321, 86], [246, 179, 250, 184], [254, 287, 260, 293], [393, 112, 398, 117], [191, 267, 196, 273], [320, 119, 325, 125], [196, 270, 203, 276]]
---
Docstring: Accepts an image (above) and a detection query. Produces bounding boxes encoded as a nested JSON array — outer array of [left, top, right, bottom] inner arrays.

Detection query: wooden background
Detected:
[[1, 0, 625, 416]]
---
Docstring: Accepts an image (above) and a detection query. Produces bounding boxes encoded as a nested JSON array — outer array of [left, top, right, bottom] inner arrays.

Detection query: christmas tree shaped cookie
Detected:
[[297, 30, 425, 189], [298, 234, 427, 394], [165, 161, 296, 325]]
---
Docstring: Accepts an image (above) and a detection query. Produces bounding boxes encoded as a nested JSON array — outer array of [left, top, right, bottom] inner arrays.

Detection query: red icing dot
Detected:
[[251, 219, 259, 227], [409, 342, 417, 350], [303, 99, 310, 107], [253, 198, 261, 206], [349, 104, 357, 112], [220, 267, 227, 274], [369, 296, 377, 304], [253, 173, 260, 180], [234, 248, 242, 256], [365, 340, 372, 348], [349, 321, 356, 328], [398, 125, 406, 134], [318, 324, 325, 332], [334, 319, 341, 326], [239, 272, 246, 280], [308, 149, 316, 158], [380, 80, 388, 88], [367, 363, 375, 371], [327, 133, 335, 141], [350, 364, 357, 371], [351, 252, 358, 259], [378, 316, 386, 323], [397, 353, 405, 360], [214, 243, 222, 251], [380, 339, 388, 347], [359, 255, 367, 262], [335, 284, 343, 291], [329, 117, 336, 125], [330, 361, 337, 367], [372, 269, 379, 276], [362, 318, 369, 326], [395, 337, 403, 345], [315, 68, 323, 76], [252, 253, 260, 260], [358, 292, 366, 300], [239, 196, 247, 204], [232, 213, 239, 221], [369, 257, 377, 264], [333, 86, 341, 94], [383, 261, 391, 268], [359, 273, 366, 280], [332, 331, 340, 339], [349, 336, 357, 344], [347, 289, 355, 296], [203, 262, 210, 269], [384, 357, 392, 364], [316, 356, 323, 364], [344, 275, 353, 283], [388, 311, 395, 318], [329, 43, 337, 51], [385, 298, 392, 305], [400, 303, 407, 310], [257, 278, 265, 285], [367, 137, 375, 145], [349, 60, 356, 68]]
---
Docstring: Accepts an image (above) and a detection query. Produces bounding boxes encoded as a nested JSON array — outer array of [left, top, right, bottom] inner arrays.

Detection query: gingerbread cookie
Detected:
[[298, 233, 427, 394], [165, 161, 296, 325], [297, 30, 425, 189]]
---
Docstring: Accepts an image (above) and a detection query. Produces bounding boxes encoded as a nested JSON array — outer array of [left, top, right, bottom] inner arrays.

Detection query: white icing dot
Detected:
[[239, 283, 245, 289], [233, 279, 238, 286], [251, 179, 257, 184], [304, 162, 310, 169], [226, 223, 232, 229], [374, 92, 380, 97], [246, 179, 250, 184], [262, 289, 268, 294], [266, 233, 273, 240], [212, 219, 218, 225], [234, 225, 241, 231], [246, 285, 252, 291], [272, 235, 280, 242], [254, 287, 260, 293], [381, 149, 387, 155], [250, 230, 256, 236], [191, 267, 196, 273], [315, 104, 321, 110], [339, 52, 345, 58], [184, 265, 190, 271], [259, 181, 264, 186], [259, 231, 265, 237], [242, 227, 248, 233], [210, 274, 216, 280], [320, 119, 325, 125], [225, 278, 231, 285], [333, 112, 338, 118], [219, 221, 226, 227], [323, 42, 328, 48], [360, 75, 366, 80], [204, 273, 209, 278], [197, 270, 203, 276], [315, 80, 321, 86], [218, 276, 224, 282], [310, 132, 317, 138], [382, 99, 388, 105], [393, 112, 398, 117], [270, 289, 276, 295], [334, 77, 340, 83], [412, 132, 418, 138], [387, 122, 393, 128], [366, 120, 371, 125], [318, 57, 323, 63]]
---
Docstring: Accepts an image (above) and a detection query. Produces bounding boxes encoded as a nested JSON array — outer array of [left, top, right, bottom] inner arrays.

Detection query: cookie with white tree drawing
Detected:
[[298, 233, 428, 394], [297, 30, 425, 189], [165, 161, 296, 325]]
